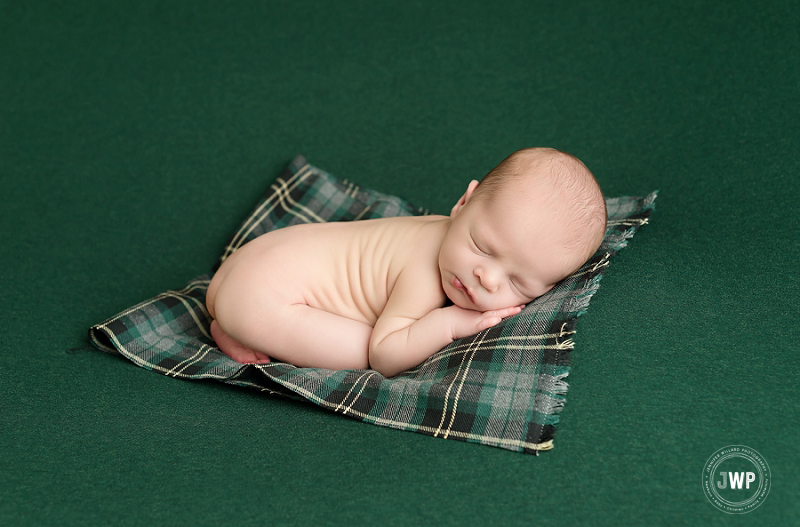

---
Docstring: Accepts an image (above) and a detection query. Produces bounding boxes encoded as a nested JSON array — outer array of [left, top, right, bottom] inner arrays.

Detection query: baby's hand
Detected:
[[441, 304, 524, 341]]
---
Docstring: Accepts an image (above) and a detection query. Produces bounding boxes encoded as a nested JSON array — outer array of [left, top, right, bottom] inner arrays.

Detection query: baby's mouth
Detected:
[[453, 276, 475, 303]]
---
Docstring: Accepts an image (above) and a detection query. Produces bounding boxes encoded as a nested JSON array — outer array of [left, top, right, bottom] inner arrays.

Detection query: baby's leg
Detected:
[[214, 302, 373, 370], [264, 304, 373, 370], [210, 319, 271, 364]]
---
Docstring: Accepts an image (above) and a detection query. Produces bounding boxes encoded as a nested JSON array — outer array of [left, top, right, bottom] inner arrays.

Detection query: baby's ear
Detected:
[[450, 180, 480, 218]]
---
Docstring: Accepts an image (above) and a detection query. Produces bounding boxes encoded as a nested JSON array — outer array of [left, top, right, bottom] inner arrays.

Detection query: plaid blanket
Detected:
[[89, 155, 655, 454]]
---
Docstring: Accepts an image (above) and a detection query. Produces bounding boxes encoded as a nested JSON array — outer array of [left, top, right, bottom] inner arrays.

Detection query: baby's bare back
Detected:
[[207, 216, 446, 329]]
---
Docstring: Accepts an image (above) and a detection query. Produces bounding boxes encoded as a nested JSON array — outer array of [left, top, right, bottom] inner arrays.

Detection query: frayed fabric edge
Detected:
[[536, 191, 657, 434]]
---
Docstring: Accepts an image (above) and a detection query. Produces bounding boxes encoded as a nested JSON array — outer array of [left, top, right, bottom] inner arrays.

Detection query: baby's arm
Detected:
[[369, 270, 522, 377]]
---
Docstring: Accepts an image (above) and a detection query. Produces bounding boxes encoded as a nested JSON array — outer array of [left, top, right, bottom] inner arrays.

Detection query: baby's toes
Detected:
[[249, 351, 271, 363]]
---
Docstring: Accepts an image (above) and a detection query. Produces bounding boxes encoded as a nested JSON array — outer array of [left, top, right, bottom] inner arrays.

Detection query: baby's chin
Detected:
[[446, 292, 492, 312], [447, 292, 532, 313], [443, 291, 474, 310]]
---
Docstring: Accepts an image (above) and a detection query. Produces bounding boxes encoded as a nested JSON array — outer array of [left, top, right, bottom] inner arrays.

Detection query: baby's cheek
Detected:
[[498, 292, 527, 310]]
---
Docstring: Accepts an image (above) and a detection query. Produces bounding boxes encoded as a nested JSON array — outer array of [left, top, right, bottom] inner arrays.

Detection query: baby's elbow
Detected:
[[368, 342, 400, 378], [367, 342, 385, 374], [371, 361, 403, 378]]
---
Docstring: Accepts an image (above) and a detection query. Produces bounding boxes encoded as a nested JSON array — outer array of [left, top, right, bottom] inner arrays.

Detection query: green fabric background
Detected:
[[2, 1, 797, 525]]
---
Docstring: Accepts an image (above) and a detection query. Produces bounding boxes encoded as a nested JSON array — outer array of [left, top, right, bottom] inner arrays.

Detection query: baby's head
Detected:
[[439, 147, 607, 310]]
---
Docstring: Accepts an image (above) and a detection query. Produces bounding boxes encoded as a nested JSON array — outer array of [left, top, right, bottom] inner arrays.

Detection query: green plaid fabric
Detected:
[[89, 155, 655, 454]]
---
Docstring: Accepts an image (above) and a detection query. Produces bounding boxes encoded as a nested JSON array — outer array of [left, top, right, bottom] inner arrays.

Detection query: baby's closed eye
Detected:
[[470, 234, 490, 256]]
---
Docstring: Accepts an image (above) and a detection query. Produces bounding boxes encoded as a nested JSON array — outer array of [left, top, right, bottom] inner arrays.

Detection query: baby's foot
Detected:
[[210, 320, 271, 364]]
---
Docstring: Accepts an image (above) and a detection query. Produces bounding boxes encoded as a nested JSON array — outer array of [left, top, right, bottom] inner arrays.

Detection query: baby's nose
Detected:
[[475, 267, 499, 292]]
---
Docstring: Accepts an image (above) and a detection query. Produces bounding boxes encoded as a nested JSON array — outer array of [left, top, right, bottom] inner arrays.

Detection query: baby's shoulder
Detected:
[[391, 217, 448, 299], [383, 252, 446, 318], [377, 214, 449, 247]]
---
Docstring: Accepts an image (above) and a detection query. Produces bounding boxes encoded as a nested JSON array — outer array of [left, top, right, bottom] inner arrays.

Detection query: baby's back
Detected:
[[207, 216, 443, 327]]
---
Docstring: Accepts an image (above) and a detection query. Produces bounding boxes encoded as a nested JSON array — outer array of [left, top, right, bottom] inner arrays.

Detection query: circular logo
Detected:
[[702, 445, 771, 514]]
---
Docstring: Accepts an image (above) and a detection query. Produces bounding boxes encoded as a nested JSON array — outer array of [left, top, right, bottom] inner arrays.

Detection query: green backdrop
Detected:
[[2, 1, 797, 525]]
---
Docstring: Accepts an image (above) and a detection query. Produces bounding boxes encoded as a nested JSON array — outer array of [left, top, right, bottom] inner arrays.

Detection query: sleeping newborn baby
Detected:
[[206, 148, 607, 377]]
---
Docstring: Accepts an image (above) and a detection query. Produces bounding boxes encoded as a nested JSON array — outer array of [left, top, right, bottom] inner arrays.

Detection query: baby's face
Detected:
[[439, 180, 582, 311]]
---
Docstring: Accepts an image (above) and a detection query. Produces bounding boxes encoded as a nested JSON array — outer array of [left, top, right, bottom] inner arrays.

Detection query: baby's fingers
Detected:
[[476, 316, 502, 332], [491, 305, 525, 318], [474, 306, 523, 332]]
